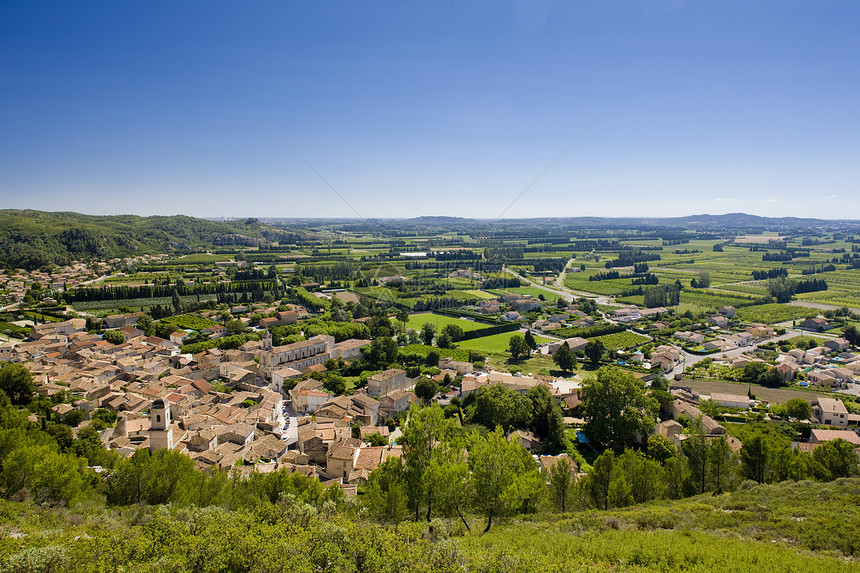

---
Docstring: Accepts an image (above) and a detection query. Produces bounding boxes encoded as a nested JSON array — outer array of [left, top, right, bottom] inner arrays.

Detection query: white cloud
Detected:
[[714, 197, 732, 201], [765, 196, 779, 203]]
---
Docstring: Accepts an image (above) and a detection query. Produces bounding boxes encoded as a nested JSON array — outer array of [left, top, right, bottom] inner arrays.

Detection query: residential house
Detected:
[[813, 397, 849, 427], [367, 369, 413, 398]]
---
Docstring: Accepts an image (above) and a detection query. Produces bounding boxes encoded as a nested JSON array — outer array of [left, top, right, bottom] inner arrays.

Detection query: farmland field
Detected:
[[455, 331, 552, 354], [405, 313, 490, 333], [487, 286, 563, 302], [734, 303, 819, 324], [593, 330, 650, 350]]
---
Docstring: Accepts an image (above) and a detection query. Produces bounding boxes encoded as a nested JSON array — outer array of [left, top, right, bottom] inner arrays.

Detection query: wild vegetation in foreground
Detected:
[[0, 479, 859, 572]]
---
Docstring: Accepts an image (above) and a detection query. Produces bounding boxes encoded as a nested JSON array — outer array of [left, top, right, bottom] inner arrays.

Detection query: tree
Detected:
[[469, 383, 532, 433], [365, 336, 398, 368], [785, 398, 813, 421], [0, 363, 35, 405], [584, 340, 605, 366], [225, 319, 246, 335], [587, 449, 615, 509], [441, 324, 465, 342], [646, 434, 676, 464], [842, 325, 859, 347], [436, 332, 452, 349], [401, 405, 454, 522], [547, 457, 575, 512], [425, 350, 440, 367], [470, 426, 540, 532], [171, 288, 182, 314], [812, 438, 859, 480], [508, 334, 529, 360], [364, 457, 408, 523], [579, 366, 658, 451], [426, 438, 473, 531], [523, 330, 537, 352], [739, 433, 771, 484], [552, 342, 575, 372], [102, 330, 125, 344], [414, 378, 438, 404], [682, 416, 708, 494], [396, 308, 410, 332], [421, 323, 436, 346], [708, 436, 735, 493], [617, 449, 662, 504], [527, 384, 569, 454]]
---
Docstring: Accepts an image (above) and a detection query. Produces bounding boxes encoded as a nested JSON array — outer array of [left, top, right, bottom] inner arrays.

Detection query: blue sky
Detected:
[[1, 1, 858, 219]]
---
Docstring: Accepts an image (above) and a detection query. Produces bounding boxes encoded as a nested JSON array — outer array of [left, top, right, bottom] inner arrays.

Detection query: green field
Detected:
[[488, 286, 564, 302], [593, 330, 650, 350], [406, 313, 489, 333], [734, 303, 819, 324], [455, 331, 552, 354]]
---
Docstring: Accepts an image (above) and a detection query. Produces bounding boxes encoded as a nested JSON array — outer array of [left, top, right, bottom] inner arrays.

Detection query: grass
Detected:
[[456, 479, 860, 572], [405, 313, 489, 333], [455, 331, 552, 354], [487, 286, 564, 302]]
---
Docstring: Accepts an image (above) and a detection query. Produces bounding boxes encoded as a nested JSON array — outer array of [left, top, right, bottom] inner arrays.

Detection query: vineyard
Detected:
[[71, 294, 218, 311], [593, 330, 650, 350]]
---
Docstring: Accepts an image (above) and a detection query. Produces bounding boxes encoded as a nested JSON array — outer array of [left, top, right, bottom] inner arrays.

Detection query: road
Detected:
[[502, 264, 619, 307], [671, 328, 808, 377]]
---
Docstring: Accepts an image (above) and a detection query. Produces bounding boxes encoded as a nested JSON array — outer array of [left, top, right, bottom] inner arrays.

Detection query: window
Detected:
[[156, 415, 161, 423]]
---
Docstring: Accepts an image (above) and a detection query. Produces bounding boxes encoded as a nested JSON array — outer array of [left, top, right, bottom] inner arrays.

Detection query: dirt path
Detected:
[[675, 378, 830, 404]]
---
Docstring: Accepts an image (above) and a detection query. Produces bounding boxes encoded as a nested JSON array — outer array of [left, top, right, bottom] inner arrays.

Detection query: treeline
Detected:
[[62, 280, 279, 303], [631, 273, 659, 285], [767, 277, 827, 303], [604, 249, 661, 269], [751, 268, 788, 280], [643, 284, 680, 307], [802, 264, 837, 275]]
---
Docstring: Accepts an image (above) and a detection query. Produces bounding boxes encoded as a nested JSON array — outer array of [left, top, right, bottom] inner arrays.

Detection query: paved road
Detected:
[[503, 265, 620, 307], [671, 328, 808, 376]]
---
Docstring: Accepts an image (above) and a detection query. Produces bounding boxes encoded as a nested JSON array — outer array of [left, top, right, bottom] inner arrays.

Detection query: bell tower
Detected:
[[149, 397, 174, 451]]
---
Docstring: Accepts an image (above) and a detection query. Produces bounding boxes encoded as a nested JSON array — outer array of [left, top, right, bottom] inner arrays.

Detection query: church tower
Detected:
[[262, 329, 273, 351], [149, 397, 174, 451]]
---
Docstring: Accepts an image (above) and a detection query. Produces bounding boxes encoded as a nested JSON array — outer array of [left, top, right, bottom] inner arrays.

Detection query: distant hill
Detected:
[[264, 212, 860, 231], [0, 210, 292, 269]]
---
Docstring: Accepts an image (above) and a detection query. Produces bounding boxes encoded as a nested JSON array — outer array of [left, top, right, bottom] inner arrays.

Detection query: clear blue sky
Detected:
[[2, 1, 858, 219]]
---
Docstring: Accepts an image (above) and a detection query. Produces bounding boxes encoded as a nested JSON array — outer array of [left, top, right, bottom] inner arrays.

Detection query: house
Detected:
[[707, 315, 729, 328], [813, 397, 849, 427], [438, 357, 472, 376], [709, 393, 750, 410], [547, 337, 588, 355], [803, 317, 831, 332], [379, 388, 414, 419], [508, 429, 541, 452], [103, 312, 144, 329], [824, 338, 850, 352], [612, 308, 642, 322], [325, 438, 362, 479], [289, 379, 332, 414], [511, 298, 541, 313], [718, 306, 736, 318], [367, 369, 413, 398], [674, 331, 705, 345], [807, 370, 839, 388], [656, 420, 684, 446], [809, 428, 860, 447], [479, 300, 501, 314]]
